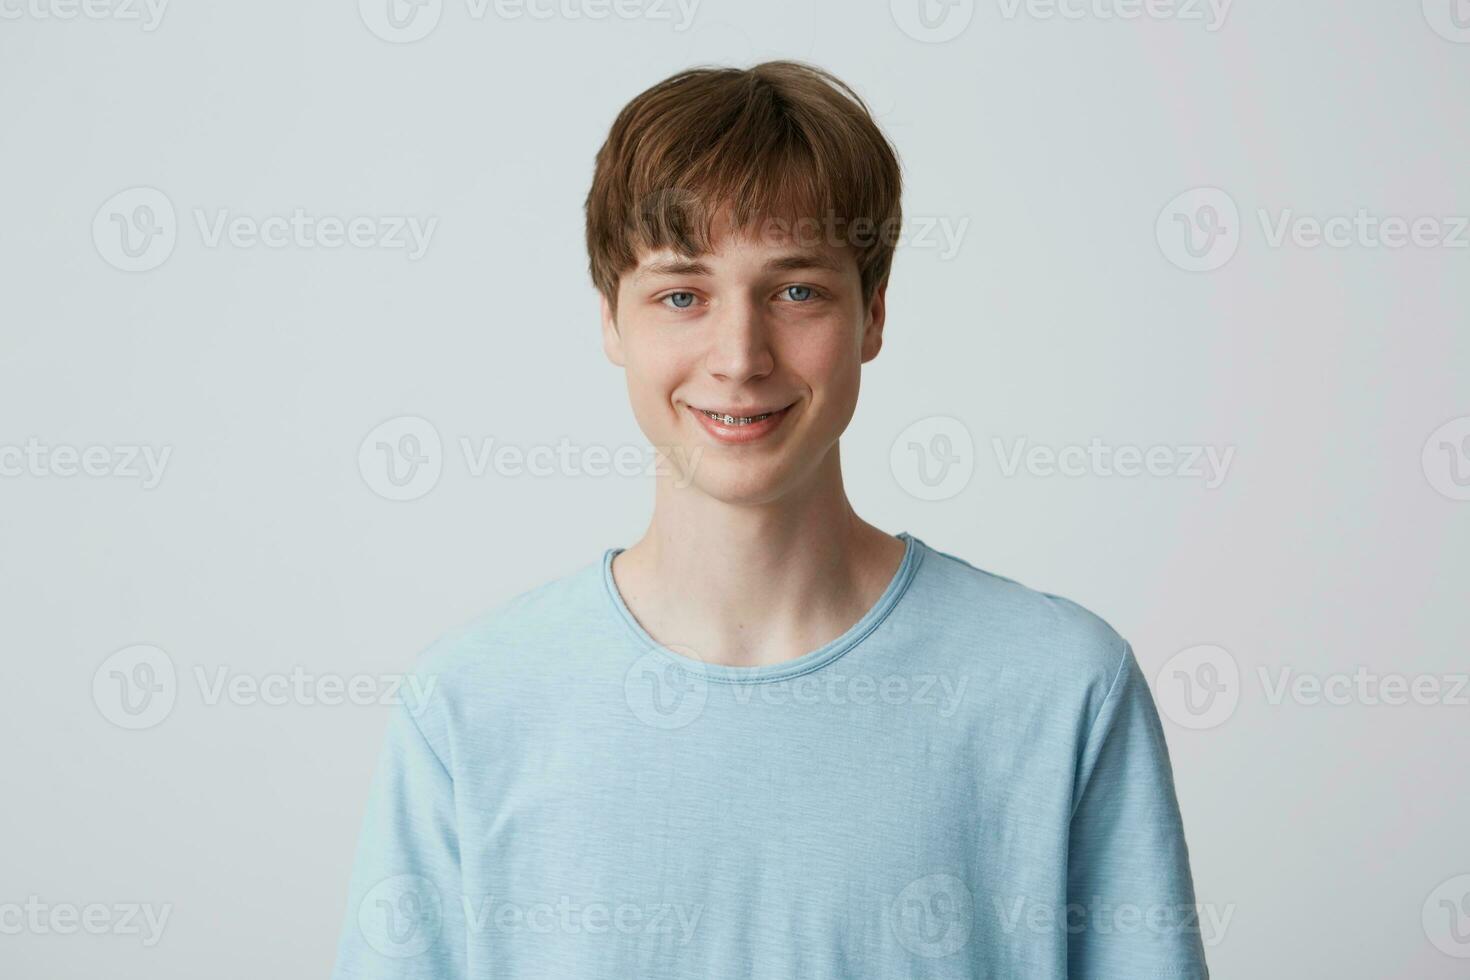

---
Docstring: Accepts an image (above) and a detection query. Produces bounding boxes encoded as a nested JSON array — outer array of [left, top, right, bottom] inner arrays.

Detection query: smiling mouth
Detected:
[[694, 407, 780, 426], [687, 402, 793, 426]]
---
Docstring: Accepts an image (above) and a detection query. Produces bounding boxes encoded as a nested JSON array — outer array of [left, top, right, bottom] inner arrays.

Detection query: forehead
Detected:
[[629, 214, 856, 284]]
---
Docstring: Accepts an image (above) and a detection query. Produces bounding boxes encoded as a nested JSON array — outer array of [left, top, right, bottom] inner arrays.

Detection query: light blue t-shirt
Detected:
[[331, 531, 1209, 979]]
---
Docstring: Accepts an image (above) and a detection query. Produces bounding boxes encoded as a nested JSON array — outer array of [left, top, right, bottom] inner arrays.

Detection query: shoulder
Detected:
[[404, 555, 609, 702], [907, 536, 1132, 703]]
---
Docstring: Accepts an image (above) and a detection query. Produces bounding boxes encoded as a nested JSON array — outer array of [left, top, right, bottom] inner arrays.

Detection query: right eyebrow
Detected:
[[634, 258, 712, 283]]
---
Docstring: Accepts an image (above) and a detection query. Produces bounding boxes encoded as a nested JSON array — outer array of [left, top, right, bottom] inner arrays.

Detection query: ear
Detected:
[[600, 291, 626, 367], [859, 278, 889, 364]]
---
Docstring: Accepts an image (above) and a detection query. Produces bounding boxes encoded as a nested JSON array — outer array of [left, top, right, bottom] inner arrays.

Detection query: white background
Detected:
[[2, 0, 1467, 976]]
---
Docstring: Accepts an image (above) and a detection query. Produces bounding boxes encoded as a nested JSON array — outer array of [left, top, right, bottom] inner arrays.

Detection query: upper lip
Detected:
[[690, 402, 792, 416]]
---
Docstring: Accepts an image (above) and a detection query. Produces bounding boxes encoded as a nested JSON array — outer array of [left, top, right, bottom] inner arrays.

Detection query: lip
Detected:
[[685, 400, 797, 445], [690, 404, 789, 418]]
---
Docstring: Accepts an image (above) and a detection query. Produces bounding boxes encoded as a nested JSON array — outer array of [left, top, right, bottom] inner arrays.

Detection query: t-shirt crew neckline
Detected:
[[602, 531, 924, 685]]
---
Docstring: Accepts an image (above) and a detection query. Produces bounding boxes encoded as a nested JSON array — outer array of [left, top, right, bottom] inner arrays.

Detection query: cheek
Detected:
[[785, 326, 863, 399], [621, 336, 694, 418]]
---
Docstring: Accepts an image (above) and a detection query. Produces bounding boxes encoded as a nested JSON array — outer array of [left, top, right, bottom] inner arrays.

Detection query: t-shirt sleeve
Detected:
[[1066, 641, 1210, 979], [330, 698, 467, 980]]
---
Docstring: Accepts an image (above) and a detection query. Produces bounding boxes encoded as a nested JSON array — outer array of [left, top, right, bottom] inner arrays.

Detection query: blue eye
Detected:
[[783, 285, 814, 302], [663, 291, 696, 309]]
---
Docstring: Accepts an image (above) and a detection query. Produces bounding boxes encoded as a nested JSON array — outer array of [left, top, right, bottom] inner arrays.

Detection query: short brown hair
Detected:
[[584, 60, 903, 309]]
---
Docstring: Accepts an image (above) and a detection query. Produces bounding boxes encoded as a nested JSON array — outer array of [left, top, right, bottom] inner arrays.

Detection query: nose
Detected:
[[704, 294, 775, 384]]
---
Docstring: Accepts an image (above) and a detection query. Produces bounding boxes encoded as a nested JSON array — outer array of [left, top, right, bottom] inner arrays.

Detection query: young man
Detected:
[[331, 61, 1209, 979]]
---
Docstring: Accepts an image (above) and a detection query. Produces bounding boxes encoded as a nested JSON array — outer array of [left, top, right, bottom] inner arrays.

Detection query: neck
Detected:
[[611, 448, 907, 668]]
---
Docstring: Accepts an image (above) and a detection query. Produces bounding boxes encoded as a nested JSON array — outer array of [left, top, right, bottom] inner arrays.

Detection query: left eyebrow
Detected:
[[762, 251, 844, 275]]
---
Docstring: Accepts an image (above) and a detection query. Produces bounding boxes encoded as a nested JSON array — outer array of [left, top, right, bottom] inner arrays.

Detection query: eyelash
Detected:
[[657, 284, 826, 311]]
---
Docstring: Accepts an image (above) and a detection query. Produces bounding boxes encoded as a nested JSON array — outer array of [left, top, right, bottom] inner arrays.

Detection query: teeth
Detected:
[[701, 408, 774, 425]]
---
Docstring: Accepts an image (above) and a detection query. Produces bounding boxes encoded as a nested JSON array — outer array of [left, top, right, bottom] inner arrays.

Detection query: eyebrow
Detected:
[[634, 250, 844, 283]]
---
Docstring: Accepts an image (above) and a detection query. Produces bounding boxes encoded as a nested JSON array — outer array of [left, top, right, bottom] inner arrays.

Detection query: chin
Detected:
[[678, 461, 797, 506]]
